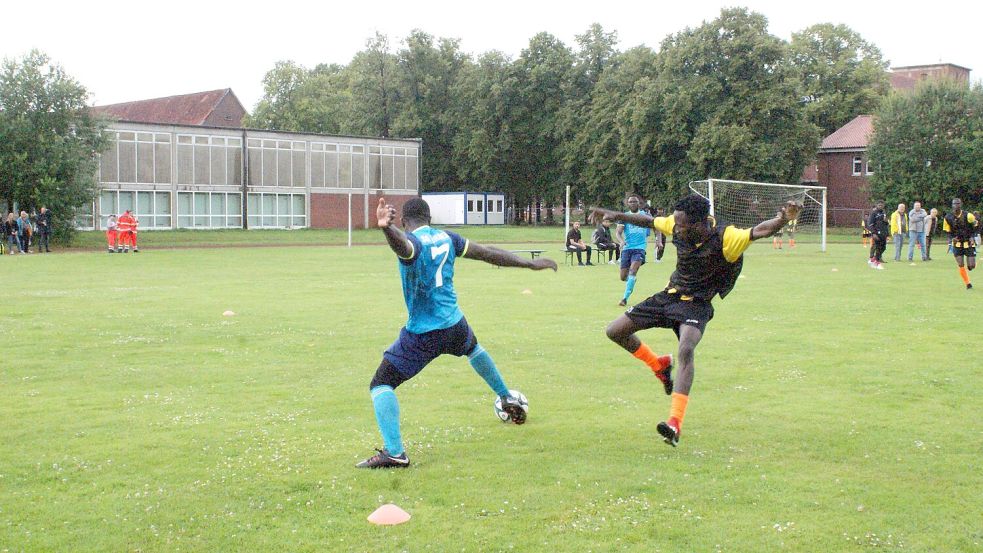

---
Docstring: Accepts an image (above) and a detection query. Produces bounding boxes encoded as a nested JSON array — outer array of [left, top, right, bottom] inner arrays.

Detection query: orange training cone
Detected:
[[367, 503, 411, 525]]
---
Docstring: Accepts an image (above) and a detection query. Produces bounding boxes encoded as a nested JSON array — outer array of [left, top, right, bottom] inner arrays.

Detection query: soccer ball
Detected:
[[493, 390, 529, 423]]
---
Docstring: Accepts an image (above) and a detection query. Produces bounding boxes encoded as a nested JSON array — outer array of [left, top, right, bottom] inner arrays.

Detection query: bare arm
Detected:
[[376, 197, 414, 258], [751, 201, 802, 240], [591, 207, 654, 229], [464, 242, 558, 271]]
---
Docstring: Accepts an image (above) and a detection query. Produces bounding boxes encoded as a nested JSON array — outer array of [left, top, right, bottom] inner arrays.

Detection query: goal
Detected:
[[688, 179, 827, 252]]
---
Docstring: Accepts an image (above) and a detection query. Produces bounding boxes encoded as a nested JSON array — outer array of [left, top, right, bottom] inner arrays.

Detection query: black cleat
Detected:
[[499, 394, 527, 425], [356, 448, 410, 469], [618, 299, 627, 307], [968, 283, 973, 290], [657, 419, 680, 448], [655, 355, 674, 396]]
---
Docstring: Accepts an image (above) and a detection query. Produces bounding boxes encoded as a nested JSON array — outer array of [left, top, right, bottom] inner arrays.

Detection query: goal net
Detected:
[[688, 179, 827, 251]]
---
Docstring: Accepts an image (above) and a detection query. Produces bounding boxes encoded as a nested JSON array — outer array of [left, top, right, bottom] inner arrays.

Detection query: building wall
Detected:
[[819, 150, 874, 225], [310, 191, 415, 230], [88, 121, 421, 230], [203, 95, 247, 128], [892, 65, 970, 84]]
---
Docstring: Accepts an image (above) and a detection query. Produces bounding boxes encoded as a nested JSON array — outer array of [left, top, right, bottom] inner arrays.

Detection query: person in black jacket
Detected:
[[592, 218, 621, 263], [36, 206, 52, 253], [0, 213, 15, 255], [866, 201, 889, 269]]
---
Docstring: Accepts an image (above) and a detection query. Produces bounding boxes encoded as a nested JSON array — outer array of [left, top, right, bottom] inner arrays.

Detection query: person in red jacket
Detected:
[[117, 210, 135, 253]]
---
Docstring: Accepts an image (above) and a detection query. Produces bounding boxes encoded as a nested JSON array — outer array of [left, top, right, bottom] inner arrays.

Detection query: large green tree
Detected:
[[0, 50, 108, 242], [349, 33, 400, 137], [867, 80, 983, 209], [790, 23, 890, 136], [246, 61, 352, 134], [620, 8, 821, 205]]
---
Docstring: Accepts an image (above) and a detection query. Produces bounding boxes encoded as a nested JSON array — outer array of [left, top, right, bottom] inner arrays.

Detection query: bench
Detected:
[[509, 249, 546, 259]]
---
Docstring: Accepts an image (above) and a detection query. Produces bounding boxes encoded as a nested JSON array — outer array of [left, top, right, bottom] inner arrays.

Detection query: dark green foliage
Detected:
[[0, 50, 109, 243], [868, 80, 983, 210]]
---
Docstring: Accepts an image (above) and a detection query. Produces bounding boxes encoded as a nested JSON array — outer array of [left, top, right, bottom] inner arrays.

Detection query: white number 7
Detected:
[[431, 243, 450, 287]]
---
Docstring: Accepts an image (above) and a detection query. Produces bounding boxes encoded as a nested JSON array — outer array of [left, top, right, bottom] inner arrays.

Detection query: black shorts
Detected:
[[383, 316, 478, 377], [952, 244, 977, 257], [624, 291, 714, 335]]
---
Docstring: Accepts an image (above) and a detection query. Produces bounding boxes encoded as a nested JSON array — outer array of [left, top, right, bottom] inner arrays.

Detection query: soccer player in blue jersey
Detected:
[[357, 197, 558, 469], [617, 193, 651, 306]]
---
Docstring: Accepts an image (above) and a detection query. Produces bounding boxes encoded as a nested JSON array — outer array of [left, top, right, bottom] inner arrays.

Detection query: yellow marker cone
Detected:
[[368, 503, 411, 525]]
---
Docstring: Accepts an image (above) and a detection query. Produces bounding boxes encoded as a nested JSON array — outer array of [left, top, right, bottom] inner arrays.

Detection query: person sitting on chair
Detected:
[[593, 218, 621, 264], [566, 221, 594, 266]]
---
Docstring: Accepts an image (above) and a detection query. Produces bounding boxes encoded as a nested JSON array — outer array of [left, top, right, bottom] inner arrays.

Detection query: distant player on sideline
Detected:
[[786, 218, 798, 248], [357, 197, 557, 469], [653, 207, 667, 262], [861, 215, 872, 248], [617, 193, 651, 306], [942, 198, 976, 289], [591, 194, 801, 447]]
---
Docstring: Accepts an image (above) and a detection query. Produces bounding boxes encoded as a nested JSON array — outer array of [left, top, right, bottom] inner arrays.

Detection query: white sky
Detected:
[[3, 0, 980, 111]]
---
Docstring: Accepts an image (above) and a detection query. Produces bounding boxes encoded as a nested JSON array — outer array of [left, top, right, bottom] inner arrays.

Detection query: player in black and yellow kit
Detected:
[[591, 194, 800, 447], [942, 198, 977, 289]]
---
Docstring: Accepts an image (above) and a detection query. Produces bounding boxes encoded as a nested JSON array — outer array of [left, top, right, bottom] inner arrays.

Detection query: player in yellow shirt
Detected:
[[591, 194, 801, 447], [942, 198, 977, 289]]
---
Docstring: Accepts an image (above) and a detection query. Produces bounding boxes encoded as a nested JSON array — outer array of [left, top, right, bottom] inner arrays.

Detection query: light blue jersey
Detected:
[[622, 214, 650, 251], [399, 226, 469, 334]]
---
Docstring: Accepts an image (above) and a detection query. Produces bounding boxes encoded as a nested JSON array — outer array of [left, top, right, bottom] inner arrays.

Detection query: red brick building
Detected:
[[92, 89, 247, 128], [813, 63, 971, 226]]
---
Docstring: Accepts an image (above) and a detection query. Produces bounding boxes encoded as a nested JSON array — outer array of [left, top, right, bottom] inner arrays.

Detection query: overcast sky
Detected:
[[3, 0, 980, 111]]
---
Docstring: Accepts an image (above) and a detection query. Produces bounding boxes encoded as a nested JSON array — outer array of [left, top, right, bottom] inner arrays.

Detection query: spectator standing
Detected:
[[16, 211, 32, 253], [0, 211, 20, 255], [593, 218, 621, 264], [117, 210, 135, 253], [36, 206, 52, 253], [867, 201, 888, 269], [566, 221, 594, 266], [925, 208, 940, 261], [890, 203, 908, 261], [907, 202, 928, 261], [106, 214, 118, 253]]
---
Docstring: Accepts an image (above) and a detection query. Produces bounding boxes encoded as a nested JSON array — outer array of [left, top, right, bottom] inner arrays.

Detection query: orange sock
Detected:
[[959, 266, 970, 285], [790, 239, 796, 247], [632, 343, 669, 374], [669, 392, 689, 428]]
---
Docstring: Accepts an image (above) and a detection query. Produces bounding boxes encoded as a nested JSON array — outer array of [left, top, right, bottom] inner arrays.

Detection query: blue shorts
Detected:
[[383, 316, 477, 377], [621, 248, 646, 270]]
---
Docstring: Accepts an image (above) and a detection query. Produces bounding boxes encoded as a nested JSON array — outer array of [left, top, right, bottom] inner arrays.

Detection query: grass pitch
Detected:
[[1, 233, 980, 552]]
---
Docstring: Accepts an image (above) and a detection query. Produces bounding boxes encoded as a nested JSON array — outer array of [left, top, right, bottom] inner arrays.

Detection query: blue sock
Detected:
[[370, 385, 403, 456], [624, 274, 637, 301], [468, 346, 509, 397]]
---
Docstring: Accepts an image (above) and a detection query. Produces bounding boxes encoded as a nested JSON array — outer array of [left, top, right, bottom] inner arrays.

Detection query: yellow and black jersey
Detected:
[[652, 216, 752, 301], [943, 211, 978, 247]]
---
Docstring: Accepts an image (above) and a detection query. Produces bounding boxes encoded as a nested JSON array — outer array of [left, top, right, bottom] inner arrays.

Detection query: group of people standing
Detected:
[[866, 198, 978, 289], [2, 207, 52, 254], [105, 210, 139, 253]]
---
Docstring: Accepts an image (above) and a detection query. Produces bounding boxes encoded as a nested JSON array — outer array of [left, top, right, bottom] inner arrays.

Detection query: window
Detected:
[[246, 193, 306, 228], [177, 134, 242, 186], [247, 139, 306, 187], [865, 158, 874, 175], [852, 156, 863, 176], [99, 190, 172, 229], [476, 200, 484, 212], [176, 192, 242, 228], [467, 200, 474, 212], [368, 144, 419, 190]]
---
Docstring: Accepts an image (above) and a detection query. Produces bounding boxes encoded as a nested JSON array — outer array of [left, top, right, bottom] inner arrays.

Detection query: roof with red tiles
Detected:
[[91, 89, 244, 126], [820, 115, 873, 151]]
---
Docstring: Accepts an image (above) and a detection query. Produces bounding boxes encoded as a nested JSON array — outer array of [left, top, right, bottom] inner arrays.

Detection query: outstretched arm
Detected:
[[376, 197, 414, 259], [590, 207, 654, 229], [463, 242, 558, 271], [751, 201, 802, 240]]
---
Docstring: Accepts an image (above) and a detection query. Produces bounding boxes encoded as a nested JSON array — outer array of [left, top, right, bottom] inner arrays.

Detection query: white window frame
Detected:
[[852, 156, 863, 176]]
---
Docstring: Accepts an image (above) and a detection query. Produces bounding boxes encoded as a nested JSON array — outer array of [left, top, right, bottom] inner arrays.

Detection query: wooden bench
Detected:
[[509, 249, 547, 259]]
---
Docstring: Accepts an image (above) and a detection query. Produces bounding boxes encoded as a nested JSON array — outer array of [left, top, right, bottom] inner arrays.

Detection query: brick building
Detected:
[[87, 90, 420, 230], [813, 63, 971, 225]]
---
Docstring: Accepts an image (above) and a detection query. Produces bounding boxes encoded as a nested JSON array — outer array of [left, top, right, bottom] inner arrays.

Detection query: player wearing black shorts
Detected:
[[591, 194, 801, 447], [943, 198, 977, 289]]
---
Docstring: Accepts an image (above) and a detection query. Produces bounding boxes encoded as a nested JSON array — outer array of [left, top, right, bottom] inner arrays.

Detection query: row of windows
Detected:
[[84, 191, 306, 229], [99, 129, 420, 190], [467, 199, 505, 213]]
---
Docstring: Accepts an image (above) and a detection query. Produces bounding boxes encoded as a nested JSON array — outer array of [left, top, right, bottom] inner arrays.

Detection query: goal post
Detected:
[[688, 178, 827, 252]]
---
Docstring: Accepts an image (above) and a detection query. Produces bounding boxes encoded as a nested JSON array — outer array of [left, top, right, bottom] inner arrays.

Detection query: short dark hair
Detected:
[[673, 194, 710, 223], [626, 192, 642, 200], [402, 197, 431, 224]]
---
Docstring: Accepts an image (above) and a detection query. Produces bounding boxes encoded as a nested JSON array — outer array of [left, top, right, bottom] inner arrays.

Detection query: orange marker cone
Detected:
[[367, 503, 411, 525]]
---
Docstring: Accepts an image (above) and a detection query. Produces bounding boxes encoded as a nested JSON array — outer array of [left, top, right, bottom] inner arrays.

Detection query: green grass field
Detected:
[[1, 232, 980, 552]]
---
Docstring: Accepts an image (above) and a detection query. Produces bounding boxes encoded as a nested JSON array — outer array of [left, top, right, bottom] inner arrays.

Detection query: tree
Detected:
[[790, 23, 890, 136], [349, 33, 399, 137], [393, 30, 468, 190], [620, 8, 821, 205], [246, 61, 353, 134], [867, 80, 983, 210], [0, 50, 108, 242]]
